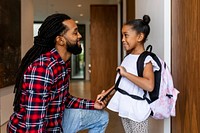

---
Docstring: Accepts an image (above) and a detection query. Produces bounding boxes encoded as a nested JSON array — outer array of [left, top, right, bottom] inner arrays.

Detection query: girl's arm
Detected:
[[117, 62, 154, 92]]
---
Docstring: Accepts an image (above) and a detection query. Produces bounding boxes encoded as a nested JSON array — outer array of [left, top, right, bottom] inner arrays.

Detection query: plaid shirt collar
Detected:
[[50, 48, 70, 65]]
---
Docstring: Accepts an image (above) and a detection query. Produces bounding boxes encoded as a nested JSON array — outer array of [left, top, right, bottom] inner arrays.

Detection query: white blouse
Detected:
[[107, 54, 160, 122]]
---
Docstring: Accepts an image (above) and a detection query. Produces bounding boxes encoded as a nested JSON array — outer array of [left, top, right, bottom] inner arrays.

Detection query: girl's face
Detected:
[[121, 25, 143, 54]]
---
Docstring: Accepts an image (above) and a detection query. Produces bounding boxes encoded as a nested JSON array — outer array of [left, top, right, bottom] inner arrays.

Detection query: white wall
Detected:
[[0, 0, 34, 127], [135, 0, 171, 133], [0, 85, 14, 125], [136, 0, 164, 59], [21, 0, 34, 57]]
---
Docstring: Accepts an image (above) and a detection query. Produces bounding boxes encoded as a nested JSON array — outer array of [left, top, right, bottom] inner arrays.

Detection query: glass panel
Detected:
[[71, 41, 85, 79]]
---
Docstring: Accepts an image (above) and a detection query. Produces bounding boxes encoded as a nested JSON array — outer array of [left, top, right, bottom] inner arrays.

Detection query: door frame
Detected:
[[163, 0, 171, 133]]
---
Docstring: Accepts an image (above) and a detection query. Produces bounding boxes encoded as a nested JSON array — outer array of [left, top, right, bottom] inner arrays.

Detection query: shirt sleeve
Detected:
[[144, 55, 160, 72], [23, 65, 53, 132], [65, 94, 95, 109]]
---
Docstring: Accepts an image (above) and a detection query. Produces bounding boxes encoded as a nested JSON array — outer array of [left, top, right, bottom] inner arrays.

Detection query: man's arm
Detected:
[[65, 94, 95, 109], [65, 88, 111, 110]]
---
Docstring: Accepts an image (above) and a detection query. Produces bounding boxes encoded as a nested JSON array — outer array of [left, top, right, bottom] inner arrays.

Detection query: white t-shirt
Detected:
[[107, 54, 160, 122]]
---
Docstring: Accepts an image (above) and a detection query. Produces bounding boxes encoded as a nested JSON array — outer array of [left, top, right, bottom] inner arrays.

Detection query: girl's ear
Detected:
[[137, 33, 145, 42]]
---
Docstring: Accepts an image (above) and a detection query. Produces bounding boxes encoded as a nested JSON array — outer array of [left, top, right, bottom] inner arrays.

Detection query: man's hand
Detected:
[[94, 90, 106, 109], [94, 86, 115, 109]]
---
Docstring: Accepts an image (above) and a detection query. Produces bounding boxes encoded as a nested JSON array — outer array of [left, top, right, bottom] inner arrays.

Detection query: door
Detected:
[[171, 0, 200, 132], [90, 5, 118, 100]]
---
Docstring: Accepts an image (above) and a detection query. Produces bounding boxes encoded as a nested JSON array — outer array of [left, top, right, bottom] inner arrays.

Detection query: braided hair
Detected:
[[13, 13, 71, 112], [125, 15, 151, 43]]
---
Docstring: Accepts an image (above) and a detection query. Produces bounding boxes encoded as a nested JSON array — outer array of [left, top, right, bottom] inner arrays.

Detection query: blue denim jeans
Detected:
[[62, 109, 109, 133]]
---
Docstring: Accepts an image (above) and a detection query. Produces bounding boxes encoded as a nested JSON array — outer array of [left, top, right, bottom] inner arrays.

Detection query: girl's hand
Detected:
[[116, 66, 127, 77]]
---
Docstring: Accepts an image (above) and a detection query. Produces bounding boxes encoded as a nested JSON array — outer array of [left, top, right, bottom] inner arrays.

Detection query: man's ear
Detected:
[[56, 36, 64, 46], [137, 33, 144, 42]]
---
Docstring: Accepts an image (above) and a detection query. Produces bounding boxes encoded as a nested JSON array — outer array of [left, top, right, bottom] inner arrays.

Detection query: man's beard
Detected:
[[66, 41, 82, 55]]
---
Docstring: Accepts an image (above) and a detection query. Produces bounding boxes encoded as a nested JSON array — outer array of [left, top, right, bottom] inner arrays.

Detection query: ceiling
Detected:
[[33, 0, 119, 24]]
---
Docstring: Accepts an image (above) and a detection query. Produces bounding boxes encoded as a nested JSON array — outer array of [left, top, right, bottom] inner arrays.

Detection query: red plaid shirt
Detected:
[[7, 48, 95, 133]]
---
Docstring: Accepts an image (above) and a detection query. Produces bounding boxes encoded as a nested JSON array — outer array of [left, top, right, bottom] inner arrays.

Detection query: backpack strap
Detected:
[[137, 45, 153, 77], [117, 88, 146, 100], [137, 45, 162, 103], [137, 51, 152, 77], [115, 72, 122, 89], [146, 45, 153, 52], [115, 71, 146, 101]]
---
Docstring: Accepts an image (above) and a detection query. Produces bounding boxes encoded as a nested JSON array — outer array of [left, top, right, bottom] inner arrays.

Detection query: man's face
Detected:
[[61, 19, 82, 55]]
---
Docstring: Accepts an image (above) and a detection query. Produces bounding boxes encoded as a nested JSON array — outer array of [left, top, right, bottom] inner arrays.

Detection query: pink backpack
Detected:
[[136, 45, 180, 119]]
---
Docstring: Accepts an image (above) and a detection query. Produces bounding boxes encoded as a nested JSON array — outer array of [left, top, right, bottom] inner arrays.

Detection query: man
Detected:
[[7, 13, 108, 133]]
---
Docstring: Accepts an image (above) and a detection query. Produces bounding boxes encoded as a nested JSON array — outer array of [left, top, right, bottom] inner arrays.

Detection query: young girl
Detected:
[[106, 15, 160, 133]]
